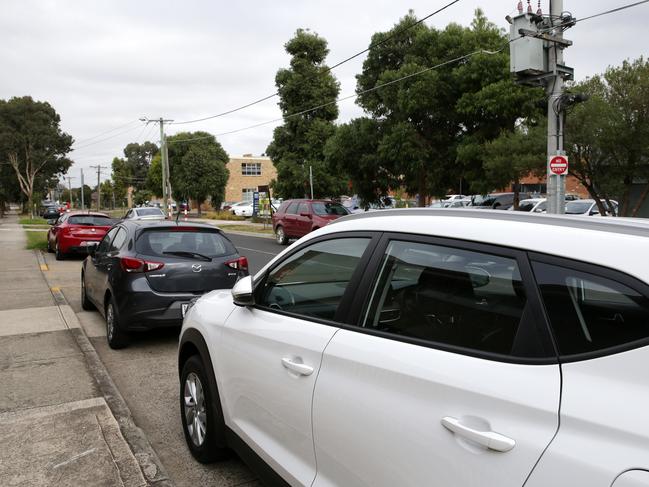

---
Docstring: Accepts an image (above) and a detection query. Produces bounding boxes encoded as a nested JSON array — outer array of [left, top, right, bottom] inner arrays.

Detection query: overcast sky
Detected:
[[1, 0, 647, 184]]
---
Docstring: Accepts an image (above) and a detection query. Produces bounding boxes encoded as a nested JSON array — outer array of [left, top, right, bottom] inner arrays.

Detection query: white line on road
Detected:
[[236, 246, 278, 256]]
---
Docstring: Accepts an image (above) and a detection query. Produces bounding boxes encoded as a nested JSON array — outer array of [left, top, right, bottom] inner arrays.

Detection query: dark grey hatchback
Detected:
[[81, 220, 248, 349]]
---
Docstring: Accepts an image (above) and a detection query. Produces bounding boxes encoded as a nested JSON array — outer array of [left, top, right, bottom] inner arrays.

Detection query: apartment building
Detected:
[[224, 154, 276, 203]]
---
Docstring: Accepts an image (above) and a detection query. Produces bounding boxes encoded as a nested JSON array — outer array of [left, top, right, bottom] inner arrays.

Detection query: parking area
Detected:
[[39, 232, 278, 487]]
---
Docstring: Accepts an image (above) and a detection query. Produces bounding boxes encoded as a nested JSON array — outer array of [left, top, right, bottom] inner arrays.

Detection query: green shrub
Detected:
[[204, 211, 246, 221]]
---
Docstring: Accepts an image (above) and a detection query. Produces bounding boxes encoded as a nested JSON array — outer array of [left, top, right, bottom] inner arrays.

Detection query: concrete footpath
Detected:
[[0, 213, 169, 486]]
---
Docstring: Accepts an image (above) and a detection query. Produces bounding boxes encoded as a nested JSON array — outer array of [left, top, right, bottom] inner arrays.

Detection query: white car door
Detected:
[[526, 258, 649, 486], [312, 237, 561, 487], [217, 236, 374, 486]]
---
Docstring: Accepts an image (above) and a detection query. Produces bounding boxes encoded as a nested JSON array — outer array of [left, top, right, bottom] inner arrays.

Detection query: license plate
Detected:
[[181, 303, 189, 317]]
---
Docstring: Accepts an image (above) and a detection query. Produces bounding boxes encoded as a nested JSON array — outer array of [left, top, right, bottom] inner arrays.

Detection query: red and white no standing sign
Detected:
[[549, 155, 569, 175]]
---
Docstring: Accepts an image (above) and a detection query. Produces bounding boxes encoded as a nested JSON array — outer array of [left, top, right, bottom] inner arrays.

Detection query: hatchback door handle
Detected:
[[441, 416, 515, 452], [281, 357, 314, 376]]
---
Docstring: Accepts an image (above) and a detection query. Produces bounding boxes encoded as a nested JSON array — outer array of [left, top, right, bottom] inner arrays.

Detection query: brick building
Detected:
[[224, 155, 277, 203], [504, 173, 590, 199]]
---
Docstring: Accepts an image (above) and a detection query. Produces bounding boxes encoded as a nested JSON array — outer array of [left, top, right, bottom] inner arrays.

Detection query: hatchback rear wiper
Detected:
[[163, 251, 212, 262]]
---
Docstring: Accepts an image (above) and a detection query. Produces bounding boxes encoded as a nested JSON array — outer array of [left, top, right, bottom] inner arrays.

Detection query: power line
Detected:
[[72, 119, 141, 146], [576, 0, 648, 23], [540, 0, 649, 32], [72, 122, 146, 152], [169, 45, 506, 144], [169, 0, 462, 125]]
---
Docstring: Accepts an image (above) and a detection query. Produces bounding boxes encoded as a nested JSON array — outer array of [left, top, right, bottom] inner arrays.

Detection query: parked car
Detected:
[[230, 201, 254, 217], [220, 201, 237, 211], [124, 207, 166, 221], [47, 212, 115, 260], [81, 220, 248, 349], [512, 198, 547, 213], [271, 199, 349, 245], [470, 192, 531, 210], [42, 205, 61, 222], [565, 199, 618, 216], [444, 194, 467, 202], [179, 208, 649, 486]]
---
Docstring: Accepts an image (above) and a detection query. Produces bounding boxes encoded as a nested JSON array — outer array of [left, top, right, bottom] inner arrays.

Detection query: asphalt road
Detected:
[[226, 233, 281, 275], [42, 231, 281, 487]]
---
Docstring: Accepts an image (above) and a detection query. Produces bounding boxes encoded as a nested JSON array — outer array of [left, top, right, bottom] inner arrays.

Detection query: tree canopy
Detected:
[[158, 132, 229, 214], [266, 29, 346, 198], [566, 58, 649, 216], [0, 96, 73, 216], [327, 10, 542, 206]]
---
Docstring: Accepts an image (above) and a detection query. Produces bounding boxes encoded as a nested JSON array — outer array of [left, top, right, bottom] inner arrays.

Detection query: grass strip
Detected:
[[25, 230, 49, 251], [19, 217, 48, 225], [218, 224, 274, 235]]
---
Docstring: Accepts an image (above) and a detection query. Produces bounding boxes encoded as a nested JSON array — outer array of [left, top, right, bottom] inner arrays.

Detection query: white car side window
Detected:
[[258, 238, 370, 321]]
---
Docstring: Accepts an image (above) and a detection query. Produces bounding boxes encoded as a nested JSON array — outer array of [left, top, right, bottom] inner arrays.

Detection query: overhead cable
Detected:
[[169, 0, 462, 125], [169, 46, 505, 144]]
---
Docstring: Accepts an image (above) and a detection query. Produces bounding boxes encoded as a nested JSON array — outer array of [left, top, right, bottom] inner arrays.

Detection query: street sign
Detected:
[[252, 191, 260, 216], [549, 155, 569, 175]]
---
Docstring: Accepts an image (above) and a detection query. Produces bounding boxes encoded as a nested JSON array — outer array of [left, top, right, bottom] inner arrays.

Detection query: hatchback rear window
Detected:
[[136, 208, 164, 216], [68, 215, 113, 226], [136, 229, 236, 258], [312, 202, 348, 216]]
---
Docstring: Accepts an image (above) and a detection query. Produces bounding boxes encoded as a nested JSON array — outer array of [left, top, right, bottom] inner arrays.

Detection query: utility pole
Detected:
[[142, 117, 173, 217], [508, 0, 575, 214], [90, 165, 107, 211], [80, 169, 85, 210], [65, 176, 75, 208], [309, 166, 314, 199], [546, 0, 566, 214]]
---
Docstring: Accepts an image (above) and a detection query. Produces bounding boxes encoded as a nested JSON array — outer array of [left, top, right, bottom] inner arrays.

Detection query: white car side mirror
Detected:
[[232, 275, 254, 306]]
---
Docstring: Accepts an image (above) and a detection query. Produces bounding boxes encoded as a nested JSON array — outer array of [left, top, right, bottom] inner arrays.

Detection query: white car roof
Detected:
[[315, 209, 649, 284]]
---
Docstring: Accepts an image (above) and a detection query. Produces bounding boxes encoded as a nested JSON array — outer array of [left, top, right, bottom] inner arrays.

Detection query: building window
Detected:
[[242, 162, 262, 176], [242, 188, 256, 202]]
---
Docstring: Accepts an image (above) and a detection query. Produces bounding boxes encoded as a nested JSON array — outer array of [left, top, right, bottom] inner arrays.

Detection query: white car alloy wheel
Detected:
[[184, 372, 207, 447]]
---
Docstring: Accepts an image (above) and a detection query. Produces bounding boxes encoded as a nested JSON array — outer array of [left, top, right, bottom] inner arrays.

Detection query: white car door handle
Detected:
[[281, 358, 314, 376], [441, 416, 515, 452]]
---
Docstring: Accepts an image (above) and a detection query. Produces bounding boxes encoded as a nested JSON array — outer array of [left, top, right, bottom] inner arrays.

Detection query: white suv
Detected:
[[178, 209, 649, 487]]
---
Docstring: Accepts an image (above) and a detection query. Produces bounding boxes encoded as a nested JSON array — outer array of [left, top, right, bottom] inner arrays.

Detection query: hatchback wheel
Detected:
[[81, 272, 94, 311], [55, 241, 64, 260], [105, 298, 128, 349], [180, 355, 229, 463], [47, 237, 53, 253], [275, 225, 288, 245]]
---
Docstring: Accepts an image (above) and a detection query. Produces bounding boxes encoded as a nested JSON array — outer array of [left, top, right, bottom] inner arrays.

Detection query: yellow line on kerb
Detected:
[[40, 264, 49, 271], [51, 286, 60, 292]]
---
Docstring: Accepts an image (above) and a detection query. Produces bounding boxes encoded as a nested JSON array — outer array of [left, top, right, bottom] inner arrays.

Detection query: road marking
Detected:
[[40, 264, 48, 271], [51, 286, 60, 292], [236, 246, 278, 256]]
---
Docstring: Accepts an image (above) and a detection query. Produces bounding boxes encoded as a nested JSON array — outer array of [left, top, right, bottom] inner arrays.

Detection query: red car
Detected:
[[47, 211, 115, 260], [271, 199, 349, 245]]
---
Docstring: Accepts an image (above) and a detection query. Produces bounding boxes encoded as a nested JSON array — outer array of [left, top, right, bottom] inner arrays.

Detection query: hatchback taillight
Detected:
[[120, 257, 164, 273], [225, 257, 248, 273]]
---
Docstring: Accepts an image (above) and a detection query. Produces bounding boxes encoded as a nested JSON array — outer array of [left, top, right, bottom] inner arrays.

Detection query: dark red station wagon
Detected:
[[271, 199, 349, 245]]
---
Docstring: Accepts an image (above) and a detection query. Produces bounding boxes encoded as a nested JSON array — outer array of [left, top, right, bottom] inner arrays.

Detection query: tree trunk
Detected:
[[577, 176, 607, 215], [620, 176, 632, 217], [197, 200, 202, 216], [631, 183, 649, 217], [513, 180, 520, 210], [417, 169, 427, 208]]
